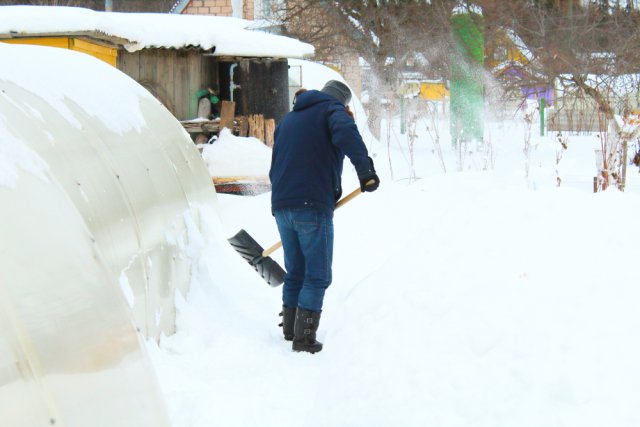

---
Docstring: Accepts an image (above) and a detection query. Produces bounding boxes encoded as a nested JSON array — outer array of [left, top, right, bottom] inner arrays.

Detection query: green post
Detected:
[[450, 5, 484, 147], [540, 97, 545, 136]]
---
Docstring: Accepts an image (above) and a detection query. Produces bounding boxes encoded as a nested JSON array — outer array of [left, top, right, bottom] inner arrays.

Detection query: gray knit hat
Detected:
[[321, 80, 352, 106]]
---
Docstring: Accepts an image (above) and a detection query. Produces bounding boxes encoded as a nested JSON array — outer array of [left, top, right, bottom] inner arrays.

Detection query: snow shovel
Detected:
[[227, 184, 369, 287]]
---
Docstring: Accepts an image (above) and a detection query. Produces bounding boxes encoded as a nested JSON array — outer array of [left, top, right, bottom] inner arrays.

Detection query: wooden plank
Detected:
[[181, 121, 220, 133], [173, 50, 189, 121], [187, 52, 202, 119], [248, 114, 265, 142], [265, 118, 275, 147], [137, 51, 170, 109], [117, 51, 140, 81], [139, 50, 155, 80], [220, 101, 236, 130], [155, 49, 175, 113], [180, 120, 244, 135], [125, 50, 178, 116], [203, 56, 217, 91], [238, 116, 249, 137]]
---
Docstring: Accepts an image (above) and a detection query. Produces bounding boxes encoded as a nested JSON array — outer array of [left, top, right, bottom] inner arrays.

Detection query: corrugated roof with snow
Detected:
[[0, 5, 314, 58]]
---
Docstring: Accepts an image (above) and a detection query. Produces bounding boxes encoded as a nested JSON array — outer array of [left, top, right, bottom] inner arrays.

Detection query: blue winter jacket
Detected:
[[270, 90, 373, 213]]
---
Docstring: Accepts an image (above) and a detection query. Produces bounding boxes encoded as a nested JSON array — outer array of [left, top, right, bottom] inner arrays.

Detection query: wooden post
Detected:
[[238, 116, 249, 137], [220, 100, 236, 130], [265, 118, 275, 147], [248, 114, 265, 142], [248, 115, 255, 138], [621, 137, 628, 191]]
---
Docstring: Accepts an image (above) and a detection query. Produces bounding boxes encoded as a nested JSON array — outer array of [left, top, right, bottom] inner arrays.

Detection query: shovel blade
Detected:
[[228, 229, 285, 287]]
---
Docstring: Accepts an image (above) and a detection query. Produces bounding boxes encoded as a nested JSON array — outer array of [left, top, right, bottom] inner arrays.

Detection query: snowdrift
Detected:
[[0, 42, 218, 425]]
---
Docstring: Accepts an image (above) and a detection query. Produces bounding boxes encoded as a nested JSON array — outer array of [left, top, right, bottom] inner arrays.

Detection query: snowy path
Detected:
[[148, 139, 640, 426]]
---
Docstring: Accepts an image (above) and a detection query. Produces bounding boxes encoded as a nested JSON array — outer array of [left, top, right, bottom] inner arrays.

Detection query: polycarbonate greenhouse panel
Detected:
[[0, 42, 219, 426]]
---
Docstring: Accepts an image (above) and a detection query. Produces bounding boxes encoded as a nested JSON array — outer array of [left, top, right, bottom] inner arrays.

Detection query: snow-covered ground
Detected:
[[147, 67, 640, 425], [4, 32, 639, 425]]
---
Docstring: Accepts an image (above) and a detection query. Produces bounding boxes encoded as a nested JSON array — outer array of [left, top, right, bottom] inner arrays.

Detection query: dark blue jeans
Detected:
[[274, 207, 334, 312]]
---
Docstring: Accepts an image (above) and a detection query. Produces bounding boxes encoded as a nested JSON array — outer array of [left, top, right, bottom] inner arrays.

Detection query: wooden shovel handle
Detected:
[[262, 241, 283, 258], [262, 183, 370, 257]]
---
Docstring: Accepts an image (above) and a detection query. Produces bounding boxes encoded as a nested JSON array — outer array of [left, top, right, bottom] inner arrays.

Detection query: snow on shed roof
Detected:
[[0, 6, 314, 58]]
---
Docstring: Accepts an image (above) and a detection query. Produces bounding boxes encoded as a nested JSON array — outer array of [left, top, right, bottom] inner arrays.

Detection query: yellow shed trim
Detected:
[[2, 36, 71, 49], [419, 82, 449, 101], [70, 38, 117, 66], [1, 37, 117, 66]]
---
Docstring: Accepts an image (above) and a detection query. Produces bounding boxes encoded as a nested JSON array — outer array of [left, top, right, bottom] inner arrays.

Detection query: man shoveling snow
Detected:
[[269, 80, 380, 353]]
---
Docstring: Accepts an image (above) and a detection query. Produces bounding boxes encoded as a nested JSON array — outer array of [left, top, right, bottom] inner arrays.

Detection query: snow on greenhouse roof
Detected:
[[0, 5, 314, 58]]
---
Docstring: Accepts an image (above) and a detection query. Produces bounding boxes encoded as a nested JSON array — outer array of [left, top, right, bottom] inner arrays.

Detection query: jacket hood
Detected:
[[292, 90, 341, 112]]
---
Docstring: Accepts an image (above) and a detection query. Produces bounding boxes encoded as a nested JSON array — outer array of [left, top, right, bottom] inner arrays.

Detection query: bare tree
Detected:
[[478, 0, 640, 116], [271, 0, 457, 139], [474, 0, 640, 188], [269, 0, 640, 184]]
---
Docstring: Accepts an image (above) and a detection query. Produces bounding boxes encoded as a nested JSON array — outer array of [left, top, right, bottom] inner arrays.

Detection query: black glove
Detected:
[[360, 173, 380, 192], [359, 157, 380, 192]]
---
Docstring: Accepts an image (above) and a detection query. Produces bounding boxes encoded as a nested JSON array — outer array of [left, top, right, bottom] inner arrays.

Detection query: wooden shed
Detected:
[[0, 6, 314, 127], [117, 49, 290, 123]]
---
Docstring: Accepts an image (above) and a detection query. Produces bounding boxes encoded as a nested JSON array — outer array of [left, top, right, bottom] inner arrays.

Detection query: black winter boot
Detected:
[[279, 306, 296, 341], [292, 308, 323, 354]]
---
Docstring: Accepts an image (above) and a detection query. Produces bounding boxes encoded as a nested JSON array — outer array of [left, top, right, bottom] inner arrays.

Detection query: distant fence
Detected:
[[547, 107, 601, 134], [546, 86, 626, 134]]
